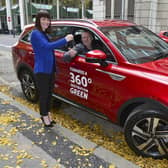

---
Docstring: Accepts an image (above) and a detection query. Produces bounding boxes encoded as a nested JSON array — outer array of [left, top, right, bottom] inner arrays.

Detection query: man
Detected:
[[64, 30, 100, 62]]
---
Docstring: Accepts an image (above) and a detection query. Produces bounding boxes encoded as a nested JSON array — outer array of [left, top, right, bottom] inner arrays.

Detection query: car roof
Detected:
[[92, 19, 135, 27], [52, 19, 135, 27], [24, 19, 135, 30]]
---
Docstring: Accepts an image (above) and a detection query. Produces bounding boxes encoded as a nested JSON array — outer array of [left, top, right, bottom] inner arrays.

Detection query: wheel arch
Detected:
[[117, 97, 168, 127], [17, 63, 38, 103], [16, 63, 34, 80]]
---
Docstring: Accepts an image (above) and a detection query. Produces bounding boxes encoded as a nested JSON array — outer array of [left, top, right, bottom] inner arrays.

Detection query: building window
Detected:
[[106, 0, 111, 19], [128, 0, 135, 21], [111, 0, 135, 21], [114, 0, 122, 19], [32, 0, 49, 4]]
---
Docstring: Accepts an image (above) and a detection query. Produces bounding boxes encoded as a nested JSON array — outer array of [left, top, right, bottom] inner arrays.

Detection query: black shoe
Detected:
[[41, 117, 53, 127]]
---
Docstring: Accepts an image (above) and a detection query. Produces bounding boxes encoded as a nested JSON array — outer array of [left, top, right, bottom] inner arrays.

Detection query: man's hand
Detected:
[[68, 49, 77, 58]]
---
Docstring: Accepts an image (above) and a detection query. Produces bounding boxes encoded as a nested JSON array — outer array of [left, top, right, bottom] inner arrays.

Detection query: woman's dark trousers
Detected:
[[35, 73, 54, 116]]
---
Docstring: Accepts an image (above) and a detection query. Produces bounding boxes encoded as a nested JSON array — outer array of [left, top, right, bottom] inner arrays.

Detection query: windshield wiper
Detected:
[[153, 52, 168, 60]]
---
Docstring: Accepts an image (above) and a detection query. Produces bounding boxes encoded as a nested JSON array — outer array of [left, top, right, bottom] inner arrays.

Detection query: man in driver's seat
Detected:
[[64, 30, 100, 62]]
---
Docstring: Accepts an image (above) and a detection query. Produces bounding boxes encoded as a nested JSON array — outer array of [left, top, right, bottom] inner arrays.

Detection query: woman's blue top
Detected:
[[30, 29, 67, 74]]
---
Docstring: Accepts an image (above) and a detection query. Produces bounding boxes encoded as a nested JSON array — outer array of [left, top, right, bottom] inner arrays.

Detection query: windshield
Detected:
[[101, 25, 168, 64]]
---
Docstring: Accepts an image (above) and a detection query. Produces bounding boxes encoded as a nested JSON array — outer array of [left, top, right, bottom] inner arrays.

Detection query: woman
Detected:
[[30, 10, 73, 127]]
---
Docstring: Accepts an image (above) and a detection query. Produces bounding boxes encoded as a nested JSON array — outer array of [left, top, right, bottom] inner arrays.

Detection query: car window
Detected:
[[50, 26, 72, 38], [21, 31, 32, 43], [21, 26, 72, 45], [72, 27, 115, 62], [93, 36, 116, 62], [101, 26, 168, 64], [50, 26, 72, 50]]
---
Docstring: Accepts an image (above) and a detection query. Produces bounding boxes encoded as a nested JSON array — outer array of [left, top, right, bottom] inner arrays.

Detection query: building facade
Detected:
[[1, 0, 168, 34], [0, 0, 92, 34], [93, 0, 168, 33]]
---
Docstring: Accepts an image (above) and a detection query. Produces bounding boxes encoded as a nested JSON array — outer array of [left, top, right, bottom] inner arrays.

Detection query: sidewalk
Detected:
[[0, 91, 139, 168], [0, 34, 19, 47]]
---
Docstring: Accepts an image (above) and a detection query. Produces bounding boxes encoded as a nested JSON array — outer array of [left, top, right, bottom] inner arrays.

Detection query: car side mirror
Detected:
[[85, 50, 108, 67]]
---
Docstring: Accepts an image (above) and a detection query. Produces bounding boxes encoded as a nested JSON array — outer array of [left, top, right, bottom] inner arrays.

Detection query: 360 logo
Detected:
[[70, 72, 92, 87]]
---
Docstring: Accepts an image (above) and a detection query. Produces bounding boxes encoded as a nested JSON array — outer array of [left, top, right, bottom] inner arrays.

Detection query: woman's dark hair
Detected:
[[35, 10, 51, 33]]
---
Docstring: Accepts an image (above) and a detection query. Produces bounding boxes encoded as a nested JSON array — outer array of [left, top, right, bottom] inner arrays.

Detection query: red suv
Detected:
[[12, 19, 168, 159]]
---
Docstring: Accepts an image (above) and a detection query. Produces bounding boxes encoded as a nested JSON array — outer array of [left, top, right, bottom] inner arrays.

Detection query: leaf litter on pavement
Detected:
[[0, 85, 168, 168], [0, 86, 62, 168]]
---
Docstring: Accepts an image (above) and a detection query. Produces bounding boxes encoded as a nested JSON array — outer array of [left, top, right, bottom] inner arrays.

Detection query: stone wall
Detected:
[[156, 0, 168, 32], [134, 0, 168, 33], [93, 0, 105, 20], [134, 0, 158, 32], [92, 0, 168, 33]]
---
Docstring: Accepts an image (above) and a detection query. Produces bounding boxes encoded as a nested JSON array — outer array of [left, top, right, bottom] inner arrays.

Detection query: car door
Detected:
[[17, 30, 34, 68], [51, 25, 75, 97], [68, 49, 121, 116], [54, 27, 121, 116]]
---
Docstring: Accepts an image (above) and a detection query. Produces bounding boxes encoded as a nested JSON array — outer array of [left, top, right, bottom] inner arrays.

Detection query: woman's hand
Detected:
[[65, 34, 74, 42]]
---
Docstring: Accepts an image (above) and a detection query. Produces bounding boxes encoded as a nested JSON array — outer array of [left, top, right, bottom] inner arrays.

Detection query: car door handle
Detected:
[[96, 68, 126, 81]]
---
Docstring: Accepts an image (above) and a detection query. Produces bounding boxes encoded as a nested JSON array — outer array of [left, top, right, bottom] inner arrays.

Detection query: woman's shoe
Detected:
[[48, 112, 56, 125], [41, 116, 53, 127]]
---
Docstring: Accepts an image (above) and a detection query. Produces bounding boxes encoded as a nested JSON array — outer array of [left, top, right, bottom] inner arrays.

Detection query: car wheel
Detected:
[[19, 70, 38, 103], [124, 104, 168, 159]]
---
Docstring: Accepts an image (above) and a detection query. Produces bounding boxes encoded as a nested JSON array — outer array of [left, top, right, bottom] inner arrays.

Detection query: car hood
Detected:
[[140, 58, 168, 74], [135, 58, 168, 83]]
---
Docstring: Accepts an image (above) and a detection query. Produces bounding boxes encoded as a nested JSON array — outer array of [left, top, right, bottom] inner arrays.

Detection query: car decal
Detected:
[[69, 67, 92, 100]]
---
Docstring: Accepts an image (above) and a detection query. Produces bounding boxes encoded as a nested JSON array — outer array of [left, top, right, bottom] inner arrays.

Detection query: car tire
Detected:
[[124, 104, 168, 159], [19, 69, 38, 103]]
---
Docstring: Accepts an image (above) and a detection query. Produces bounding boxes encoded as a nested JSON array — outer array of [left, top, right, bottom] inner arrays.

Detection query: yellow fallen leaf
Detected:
[[109, 164, 116, 168], [0, 137, 13, 146], [16, 166, 21, 168], [72, 146, 94, 156], [53, 165, 61, 168], [3, 166, 14, 168], [41, 160, 48, 168], [1, 100, 10, 104], [16, 159, 23, 165], [9, 127, 18, 135], [39, 141, 43, 144], [52, 141, 57, 146]]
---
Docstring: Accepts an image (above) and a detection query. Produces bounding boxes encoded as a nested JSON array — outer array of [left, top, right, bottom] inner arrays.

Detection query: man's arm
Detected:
[[63, 49, 77, 62], [63, 43, 85, 62]]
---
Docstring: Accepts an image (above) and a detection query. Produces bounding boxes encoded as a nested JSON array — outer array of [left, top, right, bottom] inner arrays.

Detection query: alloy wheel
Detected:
[[20, 71, 38, 102], [131, 117, 168, 157]]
